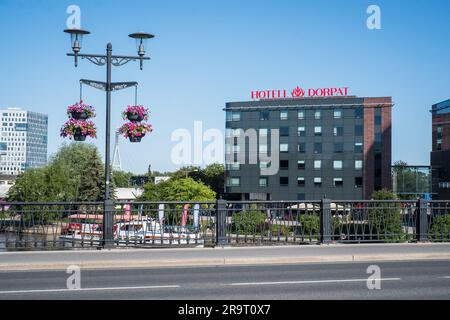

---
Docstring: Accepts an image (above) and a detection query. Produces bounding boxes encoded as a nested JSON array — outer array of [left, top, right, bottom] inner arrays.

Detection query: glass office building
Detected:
[[0, 108, 48, 175]]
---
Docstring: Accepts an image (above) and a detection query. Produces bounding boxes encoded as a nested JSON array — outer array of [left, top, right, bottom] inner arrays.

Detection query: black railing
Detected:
[[0, 199, 449, 250]]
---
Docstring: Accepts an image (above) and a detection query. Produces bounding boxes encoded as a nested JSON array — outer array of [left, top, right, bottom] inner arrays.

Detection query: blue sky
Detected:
[[0, 0, 449, 173]]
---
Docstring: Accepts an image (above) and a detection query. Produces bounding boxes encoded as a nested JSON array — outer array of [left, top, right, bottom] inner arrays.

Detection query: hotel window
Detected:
[[280, 143, 289, 152], [226, 111, 240, 122], [259, 128, 268, 136], [260, 111, 270, 121], [280, 177, 289, 186], [297, 177, 305, 187], [314, 143, 322, 154], [297, 126, 306, 137], [334, 127, 343, 137], [226, 162, 240, 171], [333, 160, 343, 170], [314, 160, 322, 169], [355, 125, 363, 136], [232, 145, 240, 153], [334, 143, 344, 153], [227, 177, 240, 187], [314, 110, 321, 120], [260, 161, 270, 169], [334, 109, 343, 119], [355, 107, 364, 119], [280, 111, 288, 120], [314, 177, 322, 187], [355, 160, 363, 170], [437, 126, 443, 150], [333, 178, 343, 187], [314, 126, 322, 136], [259, 177, 268, 187], [355, 177, 363, 188], [298, 110, 305, 120], [297, 160, 305, 170], [355, 142, 363, 153], [280, 160, 289, 170], [280, 127, 289, 137], [298, 143, 306, 153]]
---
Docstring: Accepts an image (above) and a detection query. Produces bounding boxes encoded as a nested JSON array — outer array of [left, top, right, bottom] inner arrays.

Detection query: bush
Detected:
[[232, 209, 266, 235], [429, 215, 450, 241], [367, 189, 404, 241]]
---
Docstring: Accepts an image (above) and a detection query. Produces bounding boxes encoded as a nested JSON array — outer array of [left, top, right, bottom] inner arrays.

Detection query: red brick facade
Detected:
[[363, 97, 393, 199]]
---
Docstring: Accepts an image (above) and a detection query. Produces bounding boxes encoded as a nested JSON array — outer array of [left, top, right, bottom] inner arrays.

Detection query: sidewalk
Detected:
[[0, 243, 449, 271]]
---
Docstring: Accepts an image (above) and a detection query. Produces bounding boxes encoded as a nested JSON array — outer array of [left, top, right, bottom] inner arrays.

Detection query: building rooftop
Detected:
[[431, 99, 450, 115]]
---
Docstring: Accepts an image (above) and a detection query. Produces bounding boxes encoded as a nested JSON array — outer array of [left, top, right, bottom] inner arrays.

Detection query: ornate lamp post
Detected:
[[64, 28, 154, 248]]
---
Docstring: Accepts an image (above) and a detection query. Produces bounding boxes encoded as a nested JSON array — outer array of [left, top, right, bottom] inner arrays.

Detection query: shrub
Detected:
[[429, 214, 450, 241], [232, 209, 266, 235]]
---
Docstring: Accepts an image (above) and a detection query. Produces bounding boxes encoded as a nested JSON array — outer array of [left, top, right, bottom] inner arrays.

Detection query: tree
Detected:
[[8, 143, 114, 202], [111, 171, 133, 188], [170, 163, 225, 199], [368, 189, 404, 241], [201, 163, 225, 199], [140, 178, 216, 202]]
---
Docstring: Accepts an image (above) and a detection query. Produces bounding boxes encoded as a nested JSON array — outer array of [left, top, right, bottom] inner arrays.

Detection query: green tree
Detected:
[[111, 171, 133, 188], [8, 143, 114, 202], [201, 163, 225, 199], [170, 163, 224, 199], [368, 189, 404, 241], [140, 178, 216, 202]]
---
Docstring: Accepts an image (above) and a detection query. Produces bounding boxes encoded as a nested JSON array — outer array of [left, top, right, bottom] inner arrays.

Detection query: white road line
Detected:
[[443, 276, 450, 279], [0, 285, 180, 294], [228, 278, 402, 286]]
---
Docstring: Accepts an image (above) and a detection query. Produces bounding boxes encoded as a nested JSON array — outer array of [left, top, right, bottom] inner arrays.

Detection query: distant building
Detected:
[[115, 187, 143, 201], [0, 174, 16, 200], [392, 165, 433, 198], [0, 108, 48, 175], [430, 99, 450, 199], [154, 176, 171, 184]]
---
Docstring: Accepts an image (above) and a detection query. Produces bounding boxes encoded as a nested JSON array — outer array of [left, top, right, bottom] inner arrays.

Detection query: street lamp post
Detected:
[[64, 28, 154, 248]]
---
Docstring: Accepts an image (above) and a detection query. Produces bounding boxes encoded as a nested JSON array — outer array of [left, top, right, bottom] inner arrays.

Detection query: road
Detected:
[[0, 260, 449, 299]]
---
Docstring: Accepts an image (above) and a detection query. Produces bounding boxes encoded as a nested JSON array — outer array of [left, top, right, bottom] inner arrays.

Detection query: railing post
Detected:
[[103, 199, 115, 249], [320, 198, 332, 244], [416, 199, 429, 242], [216, 199, 228, 246]]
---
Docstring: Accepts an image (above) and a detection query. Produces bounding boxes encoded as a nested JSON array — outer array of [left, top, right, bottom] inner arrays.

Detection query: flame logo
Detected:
[[291, 86, 305, 98]]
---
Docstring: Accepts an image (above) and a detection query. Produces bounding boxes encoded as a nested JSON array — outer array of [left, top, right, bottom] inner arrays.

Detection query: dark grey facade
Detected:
[[224, 96, 392, 201]]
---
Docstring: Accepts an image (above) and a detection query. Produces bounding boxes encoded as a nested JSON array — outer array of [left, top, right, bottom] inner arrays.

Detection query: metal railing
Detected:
[[0, 199, 449, 251]]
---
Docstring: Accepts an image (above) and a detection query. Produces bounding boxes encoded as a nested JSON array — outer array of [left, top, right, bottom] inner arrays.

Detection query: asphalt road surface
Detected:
[[0, 260, 449, 300]]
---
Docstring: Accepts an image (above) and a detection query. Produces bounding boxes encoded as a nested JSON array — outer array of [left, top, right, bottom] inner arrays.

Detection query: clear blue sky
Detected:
[[0, 0, 449, 174]]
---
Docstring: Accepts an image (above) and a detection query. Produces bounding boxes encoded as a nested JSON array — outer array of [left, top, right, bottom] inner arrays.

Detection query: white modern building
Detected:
[[0, 108, 48, 175]]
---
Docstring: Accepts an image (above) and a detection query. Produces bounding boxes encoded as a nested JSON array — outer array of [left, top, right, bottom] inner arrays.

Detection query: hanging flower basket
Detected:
[[122, 105, 149, 122], [67, 101, 95, 120], [117, 122, 153, 143], [60, 119, 97, 141]]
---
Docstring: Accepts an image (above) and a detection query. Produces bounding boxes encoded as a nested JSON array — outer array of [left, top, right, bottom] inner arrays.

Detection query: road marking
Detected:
[[442, 276, 450, 279], [228, 278, 401, 286], [0, 285, 180, 294]]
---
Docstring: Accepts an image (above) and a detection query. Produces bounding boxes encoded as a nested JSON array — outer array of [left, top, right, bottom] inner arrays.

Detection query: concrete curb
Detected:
[[1, 253, 450, 271]]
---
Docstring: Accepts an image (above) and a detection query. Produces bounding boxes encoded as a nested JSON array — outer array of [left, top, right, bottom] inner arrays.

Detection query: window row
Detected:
[[226, 108, 364, 122], [226, 177, 364, 188]]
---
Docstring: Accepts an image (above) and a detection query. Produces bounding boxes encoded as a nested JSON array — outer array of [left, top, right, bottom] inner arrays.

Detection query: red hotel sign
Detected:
[[251, 86, 349, 100]]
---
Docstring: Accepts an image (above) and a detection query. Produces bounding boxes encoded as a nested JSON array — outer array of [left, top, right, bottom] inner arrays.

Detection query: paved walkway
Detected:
[[0, 243, 449, 271]]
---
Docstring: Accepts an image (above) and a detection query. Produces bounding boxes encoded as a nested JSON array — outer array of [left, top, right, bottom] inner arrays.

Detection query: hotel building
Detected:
[[224, 95, 393, 200]]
